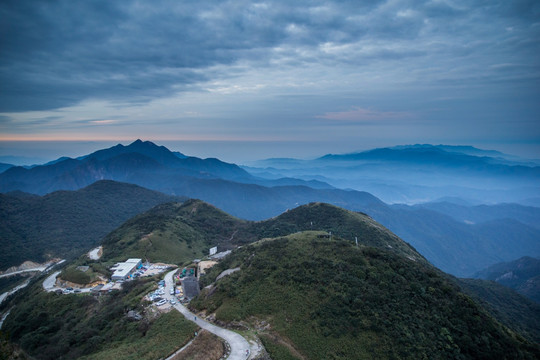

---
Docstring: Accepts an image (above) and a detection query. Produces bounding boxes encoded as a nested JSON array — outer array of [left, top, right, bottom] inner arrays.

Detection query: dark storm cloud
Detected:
[[1, 0, 538, 112]]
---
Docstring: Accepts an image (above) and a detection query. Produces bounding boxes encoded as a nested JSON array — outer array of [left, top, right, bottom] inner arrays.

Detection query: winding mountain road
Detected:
[[164, 270, 254, 360]]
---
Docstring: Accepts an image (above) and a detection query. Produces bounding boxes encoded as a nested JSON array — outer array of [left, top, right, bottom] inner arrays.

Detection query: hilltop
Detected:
[[192, 232, 539, 359], [99, 201, 426, 266], [89, 197, 540, 277], [100, 199, 251, 264], [96, 200, 540, 349]]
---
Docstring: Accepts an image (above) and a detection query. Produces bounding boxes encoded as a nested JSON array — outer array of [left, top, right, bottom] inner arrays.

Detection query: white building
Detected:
[[111, 258, 142, 281]]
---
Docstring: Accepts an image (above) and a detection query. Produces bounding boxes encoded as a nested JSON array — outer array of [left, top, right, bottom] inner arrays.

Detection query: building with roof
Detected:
[[182, 276, 200, 300], [110, 258, 142, 281]]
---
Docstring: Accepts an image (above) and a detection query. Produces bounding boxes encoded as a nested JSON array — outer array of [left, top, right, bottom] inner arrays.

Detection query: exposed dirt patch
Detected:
[[170, 329, 225, 360], [262, 332, 307, 360]]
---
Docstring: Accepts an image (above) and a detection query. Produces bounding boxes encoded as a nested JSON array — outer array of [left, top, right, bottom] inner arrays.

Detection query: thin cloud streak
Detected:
[[317, 107, 413, 122]]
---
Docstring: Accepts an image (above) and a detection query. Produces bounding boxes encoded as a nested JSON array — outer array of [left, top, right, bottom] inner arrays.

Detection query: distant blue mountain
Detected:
[[0, 162, 13, 174], [251, 144, 540, 205], [474, 256, 540, 303], [0, 139, 335, 196], [319, 145, 540, 172], [1, 141, 539, 277]]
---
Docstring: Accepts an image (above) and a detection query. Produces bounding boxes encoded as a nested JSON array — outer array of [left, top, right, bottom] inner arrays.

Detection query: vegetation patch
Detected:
[[59, 265, 101, 285], [101, 200, 252, 264], [192, 232, 540, 360], [0, 181, 181, 271], [80, 311, 197, 360], [2, 278, 195, 360], [0, 274, 30, 294], [458, 278, 540, 343], [260, 334, 302, 360]]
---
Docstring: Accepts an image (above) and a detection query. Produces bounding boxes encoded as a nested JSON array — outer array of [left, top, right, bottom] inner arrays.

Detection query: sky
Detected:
[[1, 0, 539, 164]]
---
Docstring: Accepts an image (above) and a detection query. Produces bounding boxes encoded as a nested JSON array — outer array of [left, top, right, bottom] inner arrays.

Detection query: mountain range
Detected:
[[247, 144, 540, 205], [0, 140, 539, 277], [3, 199, 538, 359]]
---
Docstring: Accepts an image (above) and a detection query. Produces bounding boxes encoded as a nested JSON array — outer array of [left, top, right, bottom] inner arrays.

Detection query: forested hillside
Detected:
[[0, 181, 182, 270]]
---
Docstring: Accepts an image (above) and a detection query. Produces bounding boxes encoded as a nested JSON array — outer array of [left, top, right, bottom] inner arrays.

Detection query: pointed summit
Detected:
[[86, 139, 181, 166]]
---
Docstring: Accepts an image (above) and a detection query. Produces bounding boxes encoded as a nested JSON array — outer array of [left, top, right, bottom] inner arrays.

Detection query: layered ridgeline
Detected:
[[192, 232, 539, 359], [0, 181, 182, 271], [247, 144, 540, 205], [1, 140, 538, 278], [3, 200, 539, 359], [99, 200, 424, 267], [95, 200, 539, 355], [0, 139, 332, 197], [473, 257, 540, 303]]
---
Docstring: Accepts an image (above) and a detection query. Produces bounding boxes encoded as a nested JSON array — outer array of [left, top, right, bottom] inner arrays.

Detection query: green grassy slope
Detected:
[[3, 200, 539, 360], [251, 202, 425, 263], [100, 200, 426, 266], [192, 232, 539, 360], [100, 199, 252, 264]]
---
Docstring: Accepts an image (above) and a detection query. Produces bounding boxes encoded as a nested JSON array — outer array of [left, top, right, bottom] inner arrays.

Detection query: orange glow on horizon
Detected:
[[0, 134, 302, 143]]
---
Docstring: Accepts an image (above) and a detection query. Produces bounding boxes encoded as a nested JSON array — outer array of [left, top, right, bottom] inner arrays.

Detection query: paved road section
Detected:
[[42, 270, 92, 294], [0, 280, 30, 305], [0, 267, 46, 278], [0, 309, 11, 329], [164, 270, 252, 360], [42, 271, 61, 291], [0, 259, 65, 279]]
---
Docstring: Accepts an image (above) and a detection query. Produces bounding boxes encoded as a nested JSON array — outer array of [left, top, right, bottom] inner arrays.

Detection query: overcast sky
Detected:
[[1, 0, 539, 163]]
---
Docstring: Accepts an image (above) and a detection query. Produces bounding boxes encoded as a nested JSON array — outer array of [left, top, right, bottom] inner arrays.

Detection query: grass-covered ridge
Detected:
[[251, 202, 425, 263], [100, 199, 251, 264], [100, 200, 426, 265], [192, 232, 539, 360]]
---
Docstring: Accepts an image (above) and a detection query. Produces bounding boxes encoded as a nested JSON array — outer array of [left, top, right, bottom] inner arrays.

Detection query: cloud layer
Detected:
[[1, 0, 539, 157]]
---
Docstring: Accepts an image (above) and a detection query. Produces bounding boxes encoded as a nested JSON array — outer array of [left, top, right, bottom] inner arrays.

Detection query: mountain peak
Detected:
[[128, 139, 156, 147], [85, 139, 180, 166]]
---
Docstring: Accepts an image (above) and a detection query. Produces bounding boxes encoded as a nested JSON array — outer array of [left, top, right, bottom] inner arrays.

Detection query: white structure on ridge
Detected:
[[110, 258, 142, 281]]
